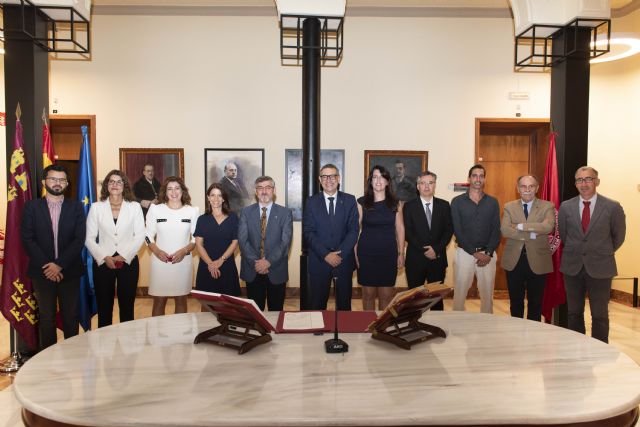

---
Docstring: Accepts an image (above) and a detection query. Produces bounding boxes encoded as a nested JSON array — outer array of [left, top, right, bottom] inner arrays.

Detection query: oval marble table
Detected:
[[13, 312, 640, 427]]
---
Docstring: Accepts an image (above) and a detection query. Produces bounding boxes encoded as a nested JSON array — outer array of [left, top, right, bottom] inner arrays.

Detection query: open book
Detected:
[[369, 283, 452, 332], [190, 290, 275, 333]]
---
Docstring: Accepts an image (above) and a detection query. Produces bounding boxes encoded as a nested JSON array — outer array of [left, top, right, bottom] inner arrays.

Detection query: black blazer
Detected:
[[20, 198, 86, 280], [403, 197, 453, 269]]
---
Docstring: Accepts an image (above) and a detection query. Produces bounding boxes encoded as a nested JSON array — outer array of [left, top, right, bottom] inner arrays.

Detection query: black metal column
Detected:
[[299, 17, 321, 310], [550, 26, 592, 327], [4, 5, 49, 193]]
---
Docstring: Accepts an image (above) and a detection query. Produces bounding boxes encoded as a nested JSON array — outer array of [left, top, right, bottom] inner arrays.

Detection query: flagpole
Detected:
[[0, 327, 24, 373]]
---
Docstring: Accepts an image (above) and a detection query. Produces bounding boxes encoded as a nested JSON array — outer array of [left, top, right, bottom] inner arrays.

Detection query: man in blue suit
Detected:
[[238, 176, 293, 311], [303, 164, 359, 310], [21, 165, 86, 350]]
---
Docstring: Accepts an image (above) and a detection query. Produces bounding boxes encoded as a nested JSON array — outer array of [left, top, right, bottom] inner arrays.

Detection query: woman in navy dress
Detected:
[[356, 165, 405, 310], [194, 183, 241, 296]]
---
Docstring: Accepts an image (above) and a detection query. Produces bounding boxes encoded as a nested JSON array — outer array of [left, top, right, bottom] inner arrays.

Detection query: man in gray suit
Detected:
[[238, 176, 293, 311], [558, 166, 626, 343]]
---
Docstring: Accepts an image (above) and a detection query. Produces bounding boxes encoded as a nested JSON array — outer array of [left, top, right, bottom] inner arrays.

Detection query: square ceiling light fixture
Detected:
[[509, 0, 610, 71], [275, 0, 345, 65], [5, 0, 91, 55]]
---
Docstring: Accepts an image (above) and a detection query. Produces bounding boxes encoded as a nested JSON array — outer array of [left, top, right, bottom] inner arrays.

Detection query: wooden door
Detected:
[[49, 115, 97, 199], [475, 119, 550, 295]]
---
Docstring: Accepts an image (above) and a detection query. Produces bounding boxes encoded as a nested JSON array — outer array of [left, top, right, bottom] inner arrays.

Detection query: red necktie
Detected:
[[582, 201, 591, 232]]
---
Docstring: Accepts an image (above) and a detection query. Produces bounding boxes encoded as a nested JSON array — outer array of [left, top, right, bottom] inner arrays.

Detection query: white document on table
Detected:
[[282, 312, 325, 330]]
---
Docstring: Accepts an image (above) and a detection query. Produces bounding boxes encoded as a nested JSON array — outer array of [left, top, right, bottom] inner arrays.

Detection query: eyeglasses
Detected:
[[256, 185, 274, 191], [46, 177, 68, 184], [575, 177, 596, 184], [320, 174, 339, 181], [108, 180, 124, 186]]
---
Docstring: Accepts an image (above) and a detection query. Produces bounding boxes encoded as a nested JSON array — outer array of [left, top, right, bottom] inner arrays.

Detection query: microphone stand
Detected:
[[325, 277, 348, 353]]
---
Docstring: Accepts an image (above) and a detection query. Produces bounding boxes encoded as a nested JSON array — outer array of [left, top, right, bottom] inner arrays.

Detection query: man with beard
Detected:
[[133, 163, 160, 218], [451, 164, 501, 314], [238, 176, 293, 311], [21, 165, 86, 350]]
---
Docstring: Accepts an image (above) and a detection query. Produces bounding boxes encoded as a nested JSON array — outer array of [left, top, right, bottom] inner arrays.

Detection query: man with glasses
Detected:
[[238, 176, 293, 311], [303, 164, 359, 310], [451, 164, 501, 313], [500, 175, 555, 321], [558, 166, 626, 343], [21, 164, 86, 349], [133, 163, 160, 218]]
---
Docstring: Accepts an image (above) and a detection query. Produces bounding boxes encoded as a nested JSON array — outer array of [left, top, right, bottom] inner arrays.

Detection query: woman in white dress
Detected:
[[85, 170, 145, 327], [145, 176, 199, 316]]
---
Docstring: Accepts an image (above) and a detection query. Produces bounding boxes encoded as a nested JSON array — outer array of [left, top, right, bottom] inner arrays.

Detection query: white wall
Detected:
[[47, 13, 553, 288], [5, 10, 636, 292], [590, 9, 640, 293]]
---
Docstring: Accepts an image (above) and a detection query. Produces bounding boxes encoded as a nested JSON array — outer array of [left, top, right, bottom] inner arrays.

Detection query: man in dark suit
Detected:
[[238, 176, 293, 311], [20, 165, 86, 350], [558, 166, 626, 343], [220, 162, 251, 213], [303, 164, 359, 310], [403, 171, 453, 310], [133, 163, 160, 218]]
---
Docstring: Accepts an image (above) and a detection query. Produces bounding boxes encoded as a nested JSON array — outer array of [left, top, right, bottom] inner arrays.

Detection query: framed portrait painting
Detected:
[[364, 150, 428, 202], [285, 149, 345, 221], [119, 148, 184, 186], [204, 148, 265, 213]]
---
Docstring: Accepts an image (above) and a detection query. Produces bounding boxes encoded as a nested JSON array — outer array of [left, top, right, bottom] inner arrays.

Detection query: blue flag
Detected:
[[77, 125, 98, 331]]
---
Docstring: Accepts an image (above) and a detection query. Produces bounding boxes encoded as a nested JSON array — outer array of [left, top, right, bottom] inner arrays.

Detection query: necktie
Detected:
[[582, 201, 591, 232], [260, 207, 267, 258], [523, 203, 529, 220], [425, 202, 432, 228], [328, 197, 335, 220]]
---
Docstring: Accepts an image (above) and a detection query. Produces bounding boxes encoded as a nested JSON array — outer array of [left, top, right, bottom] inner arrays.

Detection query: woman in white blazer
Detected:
[[86, 170, 145, 327]]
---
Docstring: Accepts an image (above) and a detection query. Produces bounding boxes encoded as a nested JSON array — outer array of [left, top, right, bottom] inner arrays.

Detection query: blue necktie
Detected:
[[523, 203, 529, 220]]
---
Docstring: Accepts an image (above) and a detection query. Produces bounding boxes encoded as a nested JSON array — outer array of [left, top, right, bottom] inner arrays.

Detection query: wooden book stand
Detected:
[[369, 286, 451, 350], [192, 291, 274, 354]]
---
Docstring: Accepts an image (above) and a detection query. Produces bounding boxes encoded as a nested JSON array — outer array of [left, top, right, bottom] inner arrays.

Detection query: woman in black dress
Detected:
[[356, 165, 405, 310], [194, 183, 241, 296]]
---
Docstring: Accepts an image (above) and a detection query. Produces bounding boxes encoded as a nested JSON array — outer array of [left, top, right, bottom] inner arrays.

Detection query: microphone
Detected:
[[325, 277, 349, 353]]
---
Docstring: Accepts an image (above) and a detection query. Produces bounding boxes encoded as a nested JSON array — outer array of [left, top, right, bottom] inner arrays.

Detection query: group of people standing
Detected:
[[304, 162, 626, 344], [19, 159, 625, 351], [20, 163, 294, 351]]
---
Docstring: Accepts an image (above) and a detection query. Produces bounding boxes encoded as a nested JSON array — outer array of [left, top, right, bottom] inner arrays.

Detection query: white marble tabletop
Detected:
[[13, 312, 640, 426]]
